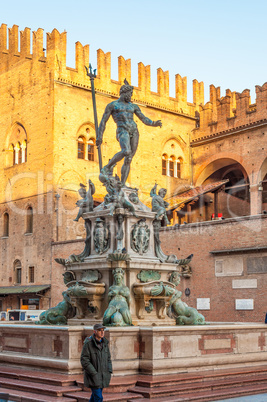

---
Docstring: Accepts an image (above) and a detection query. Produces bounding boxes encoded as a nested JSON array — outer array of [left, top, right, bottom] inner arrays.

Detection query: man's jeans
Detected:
[[89, 387, 103, 402]]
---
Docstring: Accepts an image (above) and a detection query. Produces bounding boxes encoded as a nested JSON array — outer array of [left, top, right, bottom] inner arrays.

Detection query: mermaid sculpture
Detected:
[[103, 268, 132, 326], [167, 289, 206, 325], [36, 291, 75, 325]]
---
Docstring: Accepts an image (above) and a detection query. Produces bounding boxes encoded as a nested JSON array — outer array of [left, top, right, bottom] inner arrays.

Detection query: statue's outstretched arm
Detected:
[[150, 183, 158, 197], [97, 104, 113, 147], [135, 106, 162, 127], [88, 179, 95, 196]]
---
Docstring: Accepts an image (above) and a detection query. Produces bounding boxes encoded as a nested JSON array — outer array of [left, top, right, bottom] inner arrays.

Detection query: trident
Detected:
[[85, 64, 102, 171]]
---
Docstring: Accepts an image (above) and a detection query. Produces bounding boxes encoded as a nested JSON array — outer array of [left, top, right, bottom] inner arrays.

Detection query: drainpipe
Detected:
[[189, 131, 194, 187], [55, 193, 60, 242]]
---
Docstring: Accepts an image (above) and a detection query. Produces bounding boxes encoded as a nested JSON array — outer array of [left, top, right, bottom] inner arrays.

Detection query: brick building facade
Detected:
[[0, 24, 266, 320], [161, 216, 267, 322]]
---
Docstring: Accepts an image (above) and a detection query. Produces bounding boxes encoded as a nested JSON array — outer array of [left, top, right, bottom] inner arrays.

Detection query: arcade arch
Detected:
[[258, 158, 267, 212], [197, 158, 250, 218]]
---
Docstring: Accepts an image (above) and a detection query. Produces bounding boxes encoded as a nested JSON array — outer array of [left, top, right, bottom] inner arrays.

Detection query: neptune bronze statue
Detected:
[[97, 79, 162, 185]]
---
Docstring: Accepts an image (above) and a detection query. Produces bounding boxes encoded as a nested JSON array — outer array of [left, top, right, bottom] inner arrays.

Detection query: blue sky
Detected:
[[2, 0, 267, 102]]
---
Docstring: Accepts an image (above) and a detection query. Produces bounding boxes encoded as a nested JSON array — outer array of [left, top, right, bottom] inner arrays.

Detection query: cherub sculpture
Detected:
[[74, 179, 95, 221], [150, 183, 170, 225], [99, 168, 137, 216]]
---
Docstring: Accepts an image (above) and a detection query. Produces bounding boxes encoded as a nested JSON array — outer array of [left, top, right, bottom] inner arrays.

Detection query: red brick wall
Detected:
[[51, 239, 85, 306], [160, 215, 267, 323]]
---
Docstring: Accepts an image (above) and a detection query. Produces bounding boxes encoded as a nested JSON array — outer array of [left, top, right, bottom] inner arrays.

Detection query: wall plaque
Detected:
[[215, 256, 243, 276], [232, 279, 257, 289], [235, 299, 254, 310], [197, 298, 210, 310], [247, 257, 267, 274]]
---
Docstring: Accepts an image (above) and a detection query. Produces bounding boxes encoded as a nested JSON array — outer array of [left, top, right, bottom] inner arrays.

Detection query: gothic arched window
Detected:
[[169, 155, 175, 177], [162, 154, 167, 175], [88, 138, 95, 161], [7, 124, 27, 167], [177, 158, 183, 178], [78, 137, 86, 159]]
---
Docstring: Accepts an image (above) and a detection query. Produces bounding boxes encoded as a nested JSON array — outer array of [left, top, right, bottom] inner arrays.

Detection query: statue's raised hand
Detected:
[[154, 120, 162, 128]]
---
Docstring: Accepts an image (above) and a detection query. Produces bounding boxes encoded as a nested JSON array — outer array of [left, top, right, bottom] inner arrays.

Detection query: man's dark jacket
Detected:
[[80, 335, 112, 388]]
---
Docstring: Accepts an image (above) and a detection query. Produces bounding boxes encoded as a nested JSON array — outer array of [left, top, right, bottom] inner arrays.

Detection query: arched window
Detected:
[[78, 137, 85, 159], [88, 138, 95, 161], [162, 154, 183, 178], [14, 260, 22, 284], [26, 206, 33, 234], [176, 158, 183, 178], [7, 124, 27, 167], [161, 138, 185, 179], [10, 144, 15, 165], [162, 154, 167, 175], [3, 213, 9, 237], [169, 156, 175, 177]]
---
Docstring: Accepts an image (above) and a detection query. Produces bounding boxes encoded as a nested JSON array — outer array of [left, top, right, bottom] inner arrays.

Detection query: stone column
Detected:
[[21, 142, 26, 163], [250, 184, 262, 215], [14, 143, 20, 164]]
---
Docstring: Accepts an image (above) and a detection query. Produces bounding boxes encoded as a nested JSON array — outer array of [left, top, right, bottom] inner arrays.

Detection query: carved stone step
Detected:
[[0, 386, 77, 402], [0, 367, 81, 387], [64, 390, 142, 402], [135, 365, 267, 388], [76, 374, 138, 393], [128, 383, 267, 401], [127, 368, 267, 401], [0, 378, 81, 397]]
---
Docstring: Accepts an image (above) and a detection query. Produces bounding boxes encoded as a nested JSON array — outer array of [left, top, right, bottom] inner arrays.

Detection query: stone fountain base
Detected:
[[0, 323, 267, 376]]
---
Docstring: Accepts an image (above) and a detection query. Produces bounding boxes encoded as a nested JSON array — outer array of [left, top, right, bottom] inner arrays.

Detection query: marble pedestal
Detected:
[[1, 323, 267, 376], [65, 204, 178, 326]]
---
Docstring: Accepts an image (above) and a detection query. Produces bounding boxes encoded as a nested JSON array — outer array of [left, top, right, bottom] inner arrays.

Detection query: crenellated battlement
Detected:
[[0, 23, 207, 118], [192, 82, 267, 143], [2, 23, 267, 134]]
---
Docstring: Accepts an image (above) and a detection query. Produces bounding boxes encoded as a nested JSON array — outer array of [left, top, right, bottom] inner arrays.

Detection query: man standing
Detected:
[[81, 323, 112, 402], [97, 79, 162, 185]]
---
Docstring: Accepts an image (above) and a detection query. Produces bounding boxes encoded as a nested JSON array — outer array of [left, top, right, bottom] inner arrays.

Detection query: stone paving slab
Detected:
[[64, 390, 142, 401], [219, 393, 267, 401]]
